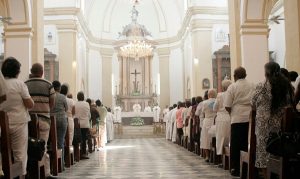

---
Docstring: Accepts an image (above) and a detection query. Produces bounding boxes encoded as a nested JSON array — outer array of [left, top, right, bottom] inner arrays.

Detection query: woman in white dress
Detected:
[[200, 89, 217, 162], [213, 80, 232, 156]]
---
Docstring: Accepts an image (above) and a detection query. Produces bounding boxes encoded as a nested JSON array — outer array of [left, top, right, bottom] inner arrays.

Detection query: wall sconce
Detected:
[[194, 58, 199, 65], [47, 32, 53, 42]]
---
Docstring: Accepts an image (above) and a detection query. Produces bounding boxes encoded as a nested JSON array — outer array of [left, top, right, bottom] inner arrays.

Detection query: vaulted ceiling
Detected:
[[83, 0, 185, 40]]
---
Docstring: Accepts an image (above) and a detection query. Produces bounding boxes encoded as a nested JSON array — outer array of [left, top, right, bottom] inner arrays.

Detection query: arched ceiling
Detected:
[[84, 0, 184, 40]]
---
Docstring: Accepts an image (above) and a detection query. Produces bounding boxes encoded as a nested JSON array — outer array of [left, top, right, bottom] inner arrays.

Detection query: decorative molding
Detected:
[[44, 6, 228, 53]]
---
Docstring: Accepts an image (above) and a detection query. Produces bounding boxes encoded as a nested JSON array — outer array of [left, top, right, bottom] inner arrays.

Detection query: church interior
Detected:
[[0, 0, 300, 178]]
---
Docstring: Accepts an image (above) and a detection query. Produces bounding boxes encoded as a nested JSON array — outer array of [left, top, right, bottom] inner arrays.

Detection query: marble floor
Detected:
[[58, 138, 233, 179]]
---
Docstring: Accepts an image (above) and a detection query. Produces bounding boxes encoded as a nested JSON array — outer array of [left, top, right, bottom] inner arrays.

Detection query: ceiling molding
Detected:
[[44, 6, 228, 52], [152, 0, 167, 32]]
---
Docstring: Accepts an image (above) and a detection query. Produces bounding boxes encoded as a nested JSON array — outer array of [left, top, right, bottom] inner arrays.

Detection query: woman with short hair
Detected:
[[0, 57, 34, 175], [213, 80, 232, 158]]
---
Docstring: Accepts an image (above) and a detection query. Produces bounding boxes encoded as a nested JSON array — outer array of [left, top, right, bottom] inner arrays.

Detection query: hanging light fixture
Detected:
[[116, 4, 155, 60]]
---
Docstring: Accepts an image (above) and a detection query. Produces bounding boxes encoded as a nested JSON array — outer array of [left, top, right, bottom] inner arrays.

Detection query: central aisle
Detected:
[[59, 138, 232, 179]]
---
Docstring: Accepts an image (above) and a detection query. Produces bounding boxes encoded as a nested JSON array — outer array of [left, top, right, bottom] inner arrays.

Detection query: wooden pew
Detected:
[[209, 137, 218, 164], [0, 111, 24, 179], [64, 121, 74, 168], [48, 116, 62, 176], [239, 110, 256, 179], [266, 107, 295, 179], [222, 145, 230, 170], [27, 114, 46, 179], [73, 118, 81, 162]]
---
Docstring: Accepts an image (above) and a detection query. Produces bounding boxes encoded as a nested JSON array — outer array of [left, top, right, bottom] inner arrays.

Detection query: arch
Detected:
[[241, 0, 278, 25], [2, 0, 32, 28]]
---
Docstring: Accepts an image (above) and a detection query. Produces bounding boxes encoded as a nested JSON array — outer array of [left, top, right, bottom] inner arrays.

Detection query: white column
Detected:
[[240, 25, 269, 83], [4, 29, 33, 81]]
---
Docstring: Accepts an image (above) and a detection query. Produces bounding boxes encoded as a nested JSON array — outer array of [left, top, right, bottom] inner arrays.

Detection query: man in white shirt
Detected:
[[224, 67, 254, 177]]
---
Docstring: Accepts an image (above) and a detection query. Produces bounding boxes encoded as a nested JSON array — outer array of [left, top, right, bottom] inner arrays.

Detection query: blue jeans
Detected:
[[56, 115, 68, 170]]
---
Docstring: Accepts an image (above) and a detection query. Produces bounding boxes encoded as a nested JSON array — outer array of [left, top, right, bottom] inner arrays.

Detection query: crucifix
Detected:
[[131, 69, 141, 93]]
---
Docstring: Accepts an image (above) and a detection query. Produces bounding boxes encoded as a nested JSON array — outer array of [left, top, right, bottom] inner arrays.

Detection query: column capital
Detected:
[[240, 23, 269, 35], [4, 27, 33, 38], [99, 48, 114, 58], [157, 48, 170, 57]]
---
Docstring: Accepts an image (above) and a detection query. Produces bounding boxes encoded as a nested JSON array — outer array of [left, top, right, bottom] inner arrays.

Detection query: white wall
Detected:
[[183, 32, 193, 98], [76, 33, 87, 93], [44, 0, 80, 8], [152, 52, 160, 94], [112, 52, 119, 96], [169, 48, 184, 104], [268, 7, 286, 67], [88, 49, 102, 100]]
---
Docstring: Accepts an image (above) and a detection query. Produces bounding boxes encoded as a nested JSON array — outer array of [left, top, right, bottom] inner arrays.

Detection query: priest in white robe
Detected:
[[153, 105, 161, 122], [133, 103, 141, 113], [165, 108, 173, 140], [171, 105, 178, 142], [113, 106, 122, 123], [106, 108, 114, 142], [144, 105, 152, 112]]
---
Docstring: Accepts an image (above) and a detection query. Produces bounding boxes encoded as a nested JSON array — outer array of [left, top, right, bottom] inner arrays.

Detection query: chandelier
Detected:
[[116, 5, 155, 60], [120, 40, 153, 60]]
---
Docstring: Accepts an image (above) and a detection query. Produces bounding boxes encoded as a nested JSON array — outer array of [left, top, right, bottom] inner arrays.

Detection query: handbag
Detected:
[[266, 131, 300, 157], [27, 137, 46, 161]]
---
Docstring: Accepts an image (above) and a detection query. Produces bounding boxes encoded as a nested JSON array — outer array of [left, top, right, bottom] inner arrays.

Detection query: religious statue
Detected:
[[144, 105, 152, 112], [133, 103, 141, 113], [153, 105, 161, 122], [131, 5, 139, 23]]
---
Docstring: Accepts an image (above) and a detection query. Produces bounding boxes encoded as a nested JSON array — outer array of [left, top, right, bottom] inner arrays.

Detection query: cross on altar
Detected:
[[131, 69, 141, 93]]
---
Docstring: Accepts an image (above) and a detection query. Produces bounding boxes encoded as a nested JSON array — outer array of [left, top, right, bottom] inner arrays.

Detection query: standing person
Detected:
[[165, 106, 173, 139], [153, 105, 161, 123], [96, 100, 108, 148], [0, 72, 7, 104], [62, 87, 75, 146], [162, 105, 169, 119], [171, 103, 179, 143], [86, 99, 99, 152], [224, 67, 254, 177], [25, 63, 56, 178], [252, 62, 293, 178], [213, 80, 232, 157], [168, 104, 177, 141], [176, 102, 185, 144], [194, 96, 204, 146], [51, 81, 68, 168], [200, 89, 217, 162], [106, 108, 114, 142], [74, 92, 90, 159], [0, 57, 34, 176], [113, 106, 122, 123]]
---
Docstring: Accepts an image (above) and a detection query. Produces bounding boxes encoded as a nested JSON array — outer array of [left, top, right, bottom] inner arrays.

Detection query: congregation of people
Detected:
[[0, 57, 118, 178], [164, 62, 300, 178]]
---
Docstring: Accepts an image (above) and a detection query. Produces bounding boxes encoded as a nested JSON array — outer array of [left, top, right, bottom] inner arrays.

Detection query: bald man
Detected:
[[224, 67, 254, 177], [25, 63, 56, 178]]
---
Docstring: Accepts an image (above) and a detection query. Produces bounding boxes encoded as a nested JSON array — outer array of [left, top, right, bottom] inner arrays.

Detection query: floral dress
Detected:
[[251, 81, 284, 168]]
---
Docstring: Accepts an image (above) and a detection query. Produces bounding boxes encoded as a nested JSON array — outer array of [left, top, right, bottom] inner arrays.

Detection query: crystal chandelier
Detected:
[[120, 40, 153, 60], [116, 4, 155, 60]]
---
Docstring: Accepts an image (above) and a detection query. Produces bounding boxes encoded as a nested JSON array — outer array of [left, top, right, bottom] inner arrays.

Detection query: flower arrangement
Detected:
[[130, 117, 144, 126]]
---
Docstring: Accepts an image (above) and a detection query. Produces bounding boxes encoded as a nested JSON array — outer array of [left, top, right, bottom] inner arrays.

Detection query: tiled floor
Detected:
[[59, 138, 233, 179]]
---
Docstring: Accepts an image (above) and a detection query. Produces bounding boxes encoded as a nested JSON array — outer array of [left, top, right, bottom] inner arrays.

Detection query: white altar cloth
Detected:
[[121, 112, 154, 118]]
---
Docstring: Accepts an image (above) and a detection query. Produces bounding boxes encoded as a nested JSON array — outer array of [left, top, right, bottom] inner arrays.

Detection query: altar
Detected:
[[121, 112, 154, 126]]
